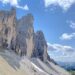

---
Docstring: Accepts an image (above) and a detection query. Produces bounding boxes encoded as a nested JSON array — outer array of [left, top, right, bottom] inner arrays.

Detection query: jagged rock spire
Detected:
[[16, 13, 34, 58], [0, 8, 16, 49], [0, 8, 49, 62]]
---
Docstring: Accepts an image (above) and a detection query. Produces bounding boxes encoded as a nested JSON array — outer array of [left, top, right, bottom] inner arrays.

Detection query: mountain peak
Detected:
[[0, 8, 71, 75]]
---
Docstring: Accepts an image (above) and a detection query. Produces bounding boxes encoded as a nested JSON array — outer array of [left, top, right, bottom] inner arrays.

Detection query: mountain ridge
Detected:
[[0, 7, 71, 75]]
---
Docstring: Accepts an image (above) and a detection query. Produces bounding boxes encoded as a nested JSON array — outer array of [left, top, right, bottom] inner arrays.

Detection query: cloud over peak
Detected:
[[16, 4, 29, 10], [44, 0, 75, 11], [0, 0, 29, 10], [2, 0, 18, 6]]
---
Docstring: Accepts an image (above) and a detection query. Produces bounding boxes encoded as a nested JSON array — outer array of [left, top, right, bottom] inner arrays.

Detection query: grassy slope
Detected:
[[69, 71, 75, 75]]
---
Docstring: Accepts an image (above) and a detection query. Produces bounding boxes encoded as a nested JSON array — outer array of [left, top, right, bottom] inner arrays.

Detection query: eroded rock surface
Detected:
[[0, 8, 50, 61], [32, 31, 48, 62], [0, 8, 71, 75], [16, 14, 34, 57], [0, 8, 16, 49]]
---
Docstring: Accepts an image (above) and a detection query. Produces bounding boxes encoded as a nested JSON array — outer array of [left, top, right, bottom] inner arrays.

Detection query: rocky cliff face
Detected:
[[16, 14, 34, 58], [0, 8, 71, 75], [0, 8, 49, 62], [32, 31, 48, 62], [0, 8, 16, 49]]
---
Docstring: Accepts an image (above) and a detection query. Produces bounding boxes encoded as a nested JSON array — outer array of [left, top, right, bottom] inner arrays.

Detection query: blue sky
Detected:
[[0, 0, 75, 62]]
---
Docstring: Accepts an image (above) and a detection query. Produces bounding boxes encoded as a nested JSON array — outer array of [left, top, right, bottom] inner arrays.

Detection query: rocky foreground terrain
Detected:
[[0, 8, 71, 75]]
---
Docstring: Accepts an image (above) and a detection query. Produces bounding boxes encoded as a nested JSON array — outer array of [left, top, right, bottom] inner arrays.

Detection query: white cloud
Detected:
[[17, 5, 29, 10], [0, 0, 18, 6], [0, 0, 29, 10], [44, 0, 75, 11], [23, 5, 29, 10], [69, 21, 75, 29], [47, 43, 74, 52], [47, 43, 75, 62], [60, 33, 75, 40]]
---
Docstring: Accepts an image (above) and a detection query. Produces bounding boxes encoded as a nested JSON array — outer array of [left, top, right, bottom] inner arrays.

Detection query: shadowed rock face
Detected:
[[0, 8, 50, 62], [16, 14, 34, 57], [32, 31, 48, 62], [0, 8, 16, 49], [0, 8, 71, 75]]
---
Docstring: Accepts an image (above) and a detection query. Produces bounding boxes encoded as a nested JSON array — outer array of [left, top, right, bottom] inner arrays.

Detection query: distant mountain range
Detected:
[[57, 62, 75, 71]]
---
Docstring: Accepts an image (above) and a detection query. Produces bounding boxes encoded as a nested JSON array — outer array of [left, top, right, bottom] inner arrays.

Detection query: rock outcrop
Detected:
[[0, 8, 50, 61], [0, 8, 52, 64], [0, 8, 71, 75], [16, 14, 34, 58], [32, 31, 48, 62], [0, 8, 16, 49]]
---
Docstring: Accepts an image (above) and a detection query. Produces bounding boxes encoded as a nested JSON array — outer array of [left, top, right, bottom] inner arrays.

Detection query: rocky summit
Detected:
[[0, 8, 71, 75], [0, 8, 16, 49], [32, 31, 48, 62], [16, 13, 34, 58], [0, 8, 49, 62]]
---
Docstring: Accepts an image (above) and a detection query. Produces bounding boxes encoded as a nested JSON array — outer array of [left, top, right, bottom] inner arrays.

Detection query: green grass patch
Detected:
[[69, 71, 75, 75]]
